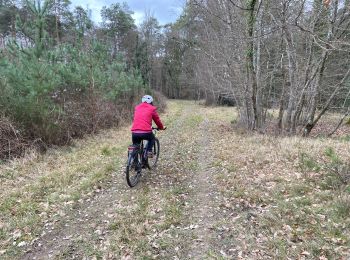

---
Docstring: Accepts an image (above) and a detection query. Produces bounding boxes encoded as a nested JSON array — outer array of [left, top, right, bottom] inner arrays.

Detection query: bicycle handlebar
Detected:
[[152, 127, 167, 130]]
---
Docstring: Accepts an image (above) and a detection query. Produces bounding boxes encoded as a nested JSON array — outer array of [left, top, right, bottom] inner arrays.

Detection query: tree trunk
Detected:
[[283, 32, 297, 132], [245, 0, 258, 130], [277, 58, 287, 131], [303, 0, 339, 135]]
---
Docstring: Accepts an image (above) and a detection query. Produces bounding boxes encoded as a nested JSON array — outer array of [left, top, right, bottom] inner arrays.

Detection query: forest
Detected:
[[175, 0, 350, 134], [1, 1, 350, 259], [0, 0, 350, 158], [0, 0, 167, 158]]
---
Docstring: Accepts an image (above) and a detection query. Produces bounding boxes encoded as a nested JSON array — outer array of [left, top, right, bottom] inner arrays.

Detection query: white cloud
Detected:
[[70, 0, 183, 25], [132, 11, 145, 26]]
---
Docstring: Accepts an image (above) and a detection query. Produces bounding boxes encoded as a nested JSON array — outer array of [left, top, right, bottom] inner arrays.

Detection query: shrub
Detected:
[[334, 195, 350, 219], [151, 91, 168, 113], [299, 152, 321, 172], [324, 147, 350, 186], [0, 41, 146, 151], [0, 117, 28, 159]]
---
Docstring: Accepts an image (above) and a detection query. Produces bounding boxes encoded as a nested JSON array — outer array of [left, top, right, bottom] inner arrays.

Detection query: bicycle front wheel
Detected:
[[148, 138, 160, 169], [126, 152, 141, 187]]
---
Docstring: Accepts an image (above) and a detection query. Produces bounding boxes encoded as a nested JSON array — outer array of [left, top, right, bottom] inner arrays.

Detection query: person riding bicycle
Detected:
[[131, 95, 166, 158]]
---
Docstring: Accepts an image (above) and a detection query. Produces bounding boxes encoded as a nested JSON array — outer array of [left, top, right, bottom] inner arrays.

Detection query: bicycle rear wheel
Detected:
[[126, 152, 141, 187], [148, 138, 160, 169]]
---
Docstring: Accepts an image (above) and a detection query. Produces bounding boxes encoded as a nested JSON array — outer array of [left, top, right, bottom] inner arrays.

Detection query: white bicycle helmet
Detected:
[[142, 95, 153, 104]]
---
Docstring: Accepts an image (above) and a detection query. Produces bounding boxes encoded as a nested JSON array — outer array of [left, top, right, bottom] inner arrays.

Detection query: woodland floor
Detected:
[[0, 100, 350, 259]]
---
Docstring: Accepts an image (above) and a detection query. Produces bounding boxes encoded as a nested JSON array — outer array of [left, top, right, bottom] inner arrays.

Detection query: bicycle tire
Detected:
[[126, 151, 141, 187], [148, 138, 160, 169]]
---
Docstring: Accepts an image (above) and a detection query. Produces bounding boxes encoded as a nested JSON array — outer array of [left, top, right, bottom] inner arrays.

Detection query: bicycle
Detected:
[[125, 128, 161, 187]]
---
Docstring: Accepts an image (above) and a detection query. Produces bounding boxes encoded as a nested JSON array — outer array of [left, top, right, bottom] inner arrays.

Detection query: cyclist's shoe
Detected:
[[147, 152, 154, 158]]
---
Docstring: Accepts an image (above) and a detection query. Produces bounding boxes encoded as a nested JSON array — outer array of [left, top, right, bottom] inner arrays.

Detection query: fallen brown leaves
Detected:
[[209, 107, 350, 259]]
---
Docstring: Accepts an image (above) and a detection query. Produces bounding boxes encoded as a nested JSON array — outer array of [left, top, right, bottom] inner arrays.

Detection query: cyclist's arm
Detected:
[[152, 110, 165, 130]]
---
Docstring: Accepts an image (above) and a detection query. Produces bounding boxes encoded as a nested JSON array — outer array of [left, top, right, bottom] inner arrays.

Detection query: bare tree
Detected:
[[173, 0, 350, 135]]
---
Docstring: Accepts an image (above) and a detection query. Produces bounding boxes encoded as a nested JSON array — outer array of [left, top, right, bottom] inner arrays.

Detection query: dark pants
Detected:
[[132, 132, 155, 153]]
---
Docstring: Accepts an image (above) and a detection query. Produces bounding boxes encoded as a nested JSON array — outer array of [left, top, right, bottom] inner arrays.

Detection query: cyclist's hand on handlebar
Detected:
[[162, 126, 167, 130]]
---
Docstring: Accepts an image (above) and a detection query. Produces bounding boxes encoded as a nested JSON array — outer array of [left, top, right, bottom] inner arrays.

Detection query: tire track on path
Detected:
[[187, 109, 237, 259], [187, 113, 218, 259]]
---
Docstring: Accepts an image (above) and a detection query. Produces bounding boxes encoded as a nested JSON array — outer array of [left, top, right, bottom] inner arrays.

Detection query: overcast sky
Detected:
[[70, 0, 185, 26]]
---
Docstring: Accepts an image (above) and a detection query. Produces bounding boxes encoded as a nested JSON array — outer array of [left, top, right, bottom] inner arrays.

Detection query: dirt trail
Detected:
[[14, 101, 230, 260], [188, 117, 216, 258], [23, 178, 129, 259]]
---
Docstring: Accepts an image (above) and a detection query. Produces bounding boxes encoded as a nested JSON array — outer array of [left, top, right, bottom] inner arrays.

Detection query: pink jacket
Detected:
[[131, 103, 164, 132]]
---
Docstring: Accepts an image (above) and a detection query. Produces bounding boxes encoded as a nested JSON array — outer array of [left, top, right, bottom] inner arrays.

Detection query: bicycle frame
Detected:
[[140, 128, 158, 164], [141, 128, 158, 154]]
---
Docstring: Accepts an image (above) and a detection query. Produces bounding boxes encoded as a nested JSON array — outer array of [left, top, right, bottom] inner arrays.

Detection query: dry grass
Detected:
[[0, 125, 131, 257], [0, 100, 349, 259], [0, 117, 29, 159], [209, 106, 350, 259]]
